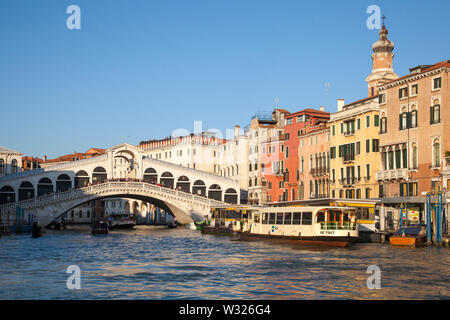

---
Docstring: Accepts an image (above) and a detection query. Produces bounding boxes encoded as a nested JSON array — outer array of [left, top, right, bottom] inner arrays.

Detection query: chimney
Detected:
[[43, 155, 47, 162], [337, 99, 345, 112], [319, 105, 324, 112], [234, 125, 240, 138]]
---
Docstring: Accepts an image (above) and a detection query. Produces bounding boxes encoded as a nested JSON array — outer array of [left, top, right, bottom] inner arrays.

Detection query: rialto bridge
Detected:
[[0, 143, 240, 226]]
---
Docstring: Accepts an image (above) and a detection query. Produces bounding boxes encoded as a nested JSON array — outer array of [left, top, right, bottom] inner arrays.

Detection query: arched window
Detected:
[[410, 106, 417, 128], [380, 116, 387, 133], [433, 139, 441, 167], [430, 100, 440, 124], [11, 159, 18, 173], [411, 143, 418, 169], [400, 107, 407, 130]]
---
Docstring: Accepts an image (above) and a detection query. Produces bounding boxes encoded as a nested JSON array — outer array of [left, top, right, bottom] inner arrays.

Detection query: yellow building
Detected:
[[329, 97, 380, 200], [329, 23, 400, 201]]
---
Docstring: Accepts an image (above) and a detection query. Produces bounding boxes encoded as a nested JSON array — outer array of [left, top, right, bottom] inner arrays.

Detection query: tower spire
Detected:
[[365, 20, 398, 97]]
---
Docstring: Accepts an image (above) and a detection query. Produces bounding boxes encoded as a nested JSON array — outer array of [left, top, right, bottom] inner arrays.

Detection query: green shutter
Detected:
[[374, 115, 379, 127], [430, 106, 434, 124], [399, 113, 403, 130], [406, 112, 412, 128], [357, 118, 360, 130]]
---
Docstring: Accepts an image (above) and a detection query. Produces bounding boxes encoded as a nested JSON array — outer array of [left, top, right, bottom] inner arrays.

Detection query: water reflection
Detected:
[[0, 226, 449, 299]]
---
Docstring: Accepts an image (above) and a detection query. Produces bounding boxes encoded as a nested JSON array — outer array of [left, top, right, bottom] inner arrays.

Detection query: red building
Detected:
[[262, 107, 330, 203]]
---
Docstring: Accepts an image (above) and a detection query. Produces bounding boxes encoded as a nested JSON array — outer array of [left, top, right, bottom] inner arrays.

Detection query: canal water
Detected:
[[0, 226, 449, 299]]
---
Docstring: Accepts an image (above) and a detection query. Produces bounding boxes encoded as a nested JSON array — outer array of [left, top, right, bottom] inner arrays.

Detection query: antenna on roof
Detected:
[[275, 97, 279, 107]]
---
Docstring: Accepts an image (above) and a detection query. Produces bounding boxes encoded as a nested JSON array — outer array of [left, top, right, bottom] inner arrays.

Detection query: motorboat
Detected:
[[389, 224, 427, 247], [108, 213, 136, 230], [91, 221, 109, 235]]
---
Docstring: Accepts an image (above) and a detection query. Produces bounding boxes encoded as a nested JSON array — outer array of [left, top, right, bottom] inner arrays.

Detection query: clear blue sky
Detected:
[[1, 0, 449, 158]]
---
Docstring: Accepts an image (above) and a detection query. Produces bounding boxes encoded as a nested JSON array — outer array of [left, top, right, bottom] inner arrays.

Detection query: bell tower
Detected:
[[366, 17, 398, 97]]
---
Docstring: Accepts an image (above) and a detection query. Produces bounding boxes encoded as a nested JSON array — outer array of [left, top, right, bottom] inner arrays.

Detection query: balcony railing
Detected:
[[309, 167, 329, 176], [375, 169, 408, 181]]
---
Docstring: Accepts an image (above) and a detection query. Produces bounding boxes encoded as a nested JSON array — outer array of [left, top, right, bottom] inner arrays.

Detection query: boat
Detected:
[[91, 221, 109, 235], [31, 222, 43, 238], [389, 224, 427, 247], [201, 207, 247, 236], [108, 213, 136, 230], [194, 220, 207, 230], [208, 205, 359, 247]]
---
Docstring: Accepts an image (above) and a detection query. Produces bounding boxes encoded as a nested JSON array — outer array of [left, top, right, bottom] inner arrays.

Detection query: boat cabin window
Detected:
[[269, 212, 276, 224], [292, 212, 301, 225], [283, 212, 292, 224], [302, 212, 312, 225], [262, 213, 268, 224], [317, 212, 325, 223], [276, 213, 283, 224]]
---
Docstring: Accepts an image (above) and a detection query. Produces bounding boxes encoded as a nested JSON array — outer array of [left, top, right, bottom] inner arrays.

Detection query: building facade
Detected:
[[329, 97, 381, 200], [0, 147, 23, 178], [376, 60, 450, 227], [298, 123, 330, 200]]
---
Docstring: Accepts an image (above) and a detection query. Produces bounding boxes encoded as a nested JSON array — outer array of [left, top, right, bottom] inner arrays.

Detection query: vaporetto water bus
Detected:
[[205, 205, 359, 247]]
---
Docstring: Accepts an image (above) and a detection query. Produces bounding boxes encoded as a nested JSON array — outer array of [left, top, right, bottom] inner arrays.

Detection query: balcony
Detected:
[[343, 130, 355, 137], [375, 168, 409, 181], [309, 167, 329, 176]]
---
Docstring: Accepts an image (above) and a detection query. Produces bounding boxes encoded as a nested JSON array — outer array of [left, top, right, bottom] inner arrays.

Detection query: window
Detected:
[[332, 125, 335, 136], [330, 147, 336, 159], [276, 213, 283, 224], [380, 117, 387, 134], [301, 212, 312, 225], [366, 164, 370, 180], [430, 103, 440, 124], [11, 159, 18, 174], [366, 139, 370, 153], [379, 93, 386, 104], [400, 182, 418, 197], [356, 141, 361, 155], [412, 143, 418, 169], [285, 147, 289, 158], [357, 118, 360, 130], [433, 77, 442, 90], [365, 188, 371, 199], [372, 139, 379, 152], [395, 149, 401, 169], [285, 133, 290, 140], [433, 139, 441, 167], [284, 212, 292, 225], [374, 115, 379, 127], [399, 87, 408, 99], [268, 213, 276, 224], [401, 148, 407, 169], [292, 212, 301, 225], [411, 109, 417, 128], [366, 115, 370, 128], [411, 84, 418, 96], [262, 213, 268, 224]]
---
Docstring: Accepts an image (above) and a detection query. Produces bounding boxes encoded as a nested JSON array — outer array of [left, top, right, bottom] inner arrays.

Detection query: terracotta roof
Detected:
[[385, 59, 450, 84], [22, 156, 43, 162], [285, 108, 330, 119]]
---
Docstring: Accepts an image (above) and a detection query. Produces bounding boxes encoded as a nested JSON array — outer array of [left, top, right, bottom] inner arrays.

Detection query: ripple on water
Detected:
[[0, 228, 449, 299]]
